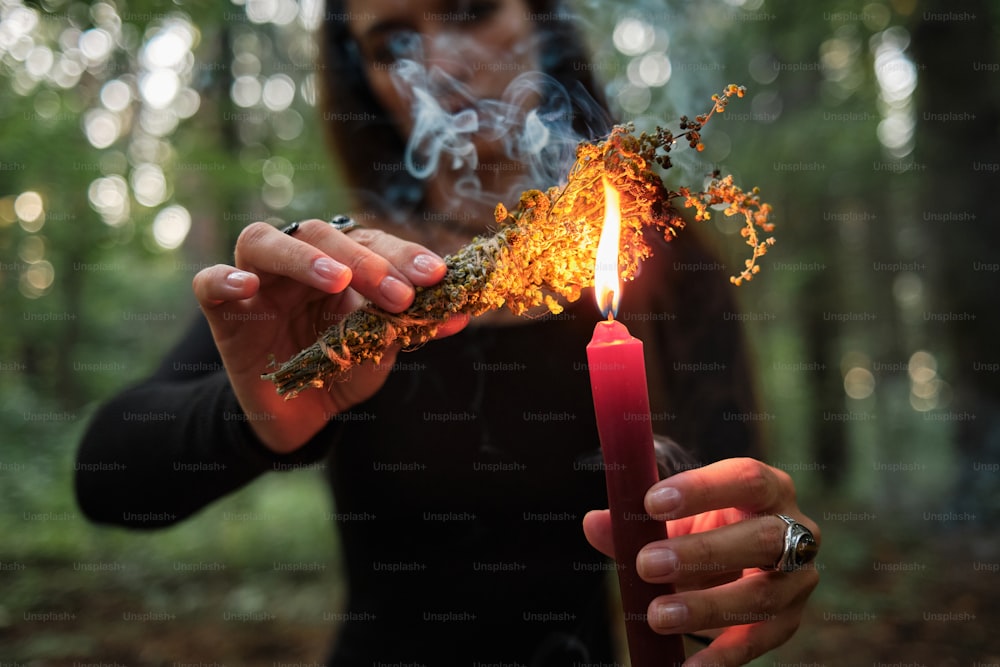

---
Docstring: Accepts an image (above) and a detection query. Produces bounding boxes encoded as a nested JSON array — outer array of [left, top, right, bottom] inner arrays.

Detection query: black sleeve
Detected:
[[74, 313, 336, 529]]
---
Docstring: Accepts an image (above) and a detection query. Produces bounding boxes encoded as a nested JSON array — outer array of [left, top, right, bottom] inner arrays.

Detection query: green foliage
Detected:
[[0, 0, 341, 592], [2, 0, 999, 662]]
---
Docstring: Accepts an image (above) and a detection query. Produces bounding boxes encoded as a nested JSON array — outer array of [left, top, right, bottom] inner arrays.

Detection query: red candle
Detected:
[[587, 178, 685, 666]]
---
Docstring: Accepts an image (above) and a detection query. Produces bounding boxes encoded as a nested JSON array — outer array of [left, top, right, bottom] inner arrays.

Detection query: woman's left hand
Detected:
[[582, 457, 821, 667]]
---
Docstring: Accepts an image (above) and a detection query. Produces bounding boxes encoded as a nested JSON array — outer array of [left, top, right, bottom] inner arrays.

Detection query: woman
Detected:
[[76, 0, 820, 664]]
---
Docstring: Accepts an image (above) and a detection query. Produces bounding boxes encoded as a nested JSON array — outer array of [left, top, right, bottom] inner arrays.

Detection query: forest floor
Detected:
[[2, 564, 340, 665], [3, 531, 998, 667], [3, 468, 996, 667]]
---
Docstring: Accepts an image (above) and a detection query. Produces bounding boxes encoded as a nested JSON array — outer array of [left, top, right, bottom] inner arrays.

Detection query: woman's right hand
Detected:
[[192, 219, 468, 454]]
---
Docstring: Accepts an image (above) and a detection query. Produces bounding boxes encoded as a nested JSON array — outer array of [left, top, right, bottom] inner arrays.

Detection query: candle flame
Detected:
[[594, 176, 622, 318]]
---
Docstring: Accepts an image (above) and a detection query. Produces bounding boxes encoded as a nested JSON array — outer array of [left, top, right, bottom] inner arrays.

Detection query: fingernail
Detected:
[[379, 275, 413, 307], [647, 487, 681, 517], [653, 602, 687, 629], [313, 257, 346, 282], [226, 271, 254, 288], [638, 548, 677, 578], [412, 253, 445, 275]]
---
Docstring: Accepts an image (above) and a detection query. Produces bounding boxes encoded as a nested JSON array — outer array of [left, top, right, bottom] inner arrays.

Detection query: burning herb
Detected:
[[264, 84, 774, 398]]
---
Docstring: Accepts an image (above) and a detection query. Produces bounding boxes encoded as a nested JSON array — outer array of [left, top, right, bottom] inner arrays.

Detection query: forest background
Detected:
[[1, 0, 998, 663]]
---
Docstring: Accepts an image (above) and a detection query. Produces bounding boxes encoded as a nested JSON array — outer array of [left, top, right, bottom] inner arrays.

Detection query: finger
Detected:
[[233, 221, 352, 294], [432, 313, 470, 339], [294, 221, 446, 311], [647, 567, 818, 637], [346, 227, 447, 286], [193, 265, 260, 307], [645, 458, 795, 521], [582, 509, 615, 559], [681, 584, 816, 667], [682, 616, 798, 667], [637, 515, 790, 584]]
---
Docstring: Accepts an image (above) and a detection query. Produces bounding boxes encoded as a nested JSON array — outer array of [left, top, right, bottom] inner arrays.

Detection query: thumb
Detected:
[[582, 509, 615, 559]]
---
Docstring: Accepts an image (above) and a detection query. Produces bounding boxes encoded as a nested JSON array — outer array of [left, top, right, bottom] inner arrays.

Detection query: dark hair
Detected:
[[318, 0, 612, 216]]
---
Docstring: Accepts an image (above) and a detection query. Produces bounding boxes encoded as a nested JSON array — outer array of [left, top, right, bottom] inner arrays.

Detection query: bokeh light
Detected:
[[140, 69, 181, 109], [88, 175, 130, 227], [909, 350, 948, 412], [131, 163, 168, 208], [83, 108, 121, 148], [142, 28, 191, 70], [14, 191, 44, 224], [152, 205, 191, 249], [872, 26, 916, 158], [231, 75, 263, 108], [174, 87, 201, 119], [18, 235, 46, 264], [640, 52, 671, 86], [24, 44, 53, 79], [79, 28, 113, 65], [100, 79, 132, 112], [262, 73, 295, 111], [613, 17, 655, 56], [844, 366, 876, 400], [245, 0, 298, 26], [139, 107, 180, 137], [907, 350, 937, 384], [20, 260, 55, 298]]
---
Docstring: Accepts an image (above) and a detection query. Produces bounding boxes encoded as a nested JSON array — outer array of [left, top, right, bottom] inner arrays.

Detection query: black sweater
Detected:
[[76, 237, 758, 665]]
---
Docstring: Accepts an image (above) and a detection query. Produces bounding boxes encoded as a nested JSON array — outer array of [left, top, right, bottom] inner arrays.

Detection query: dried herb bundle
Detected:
[[264, 84, 774, 397]]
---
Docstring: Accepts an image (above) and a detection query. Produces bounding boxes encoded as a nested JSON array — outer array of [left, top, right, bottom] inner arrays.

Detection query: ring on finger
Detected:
[[281, 215, 363, 236], [329, 214, 362, 233], [763, 514, 818, 573]]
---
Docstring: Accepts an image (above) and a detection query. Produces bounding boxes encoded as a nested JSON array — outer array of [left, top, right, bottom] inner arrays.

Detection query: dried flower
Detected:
[[264, 84, 773, 397]]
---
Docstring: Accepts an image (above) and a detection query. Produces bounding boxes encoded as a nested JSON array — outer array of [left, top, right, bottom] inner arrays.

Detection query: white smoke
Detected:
[[387, 34, 596, 207], [364, 0, 738, 217]]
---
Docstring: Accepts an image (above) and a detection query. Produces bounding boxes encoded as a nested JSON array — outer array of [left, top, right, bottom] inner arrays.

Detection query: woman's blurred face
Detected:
[[345, 0, 540, 148]]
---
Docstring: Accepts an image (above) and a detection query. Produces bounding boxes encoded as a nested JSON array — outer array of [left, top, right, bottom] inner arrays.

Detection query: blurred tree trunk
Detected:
[[180, 24, 236, 273], [910, 0, 1000, 519]]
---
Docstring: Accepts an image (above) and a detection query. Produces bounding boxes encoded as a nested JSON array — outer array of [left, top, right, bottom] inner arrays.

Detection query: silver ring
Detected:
[[766, 514, 818, 572], [281, 215, 362, 236], [329, 214, 362, 233]]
